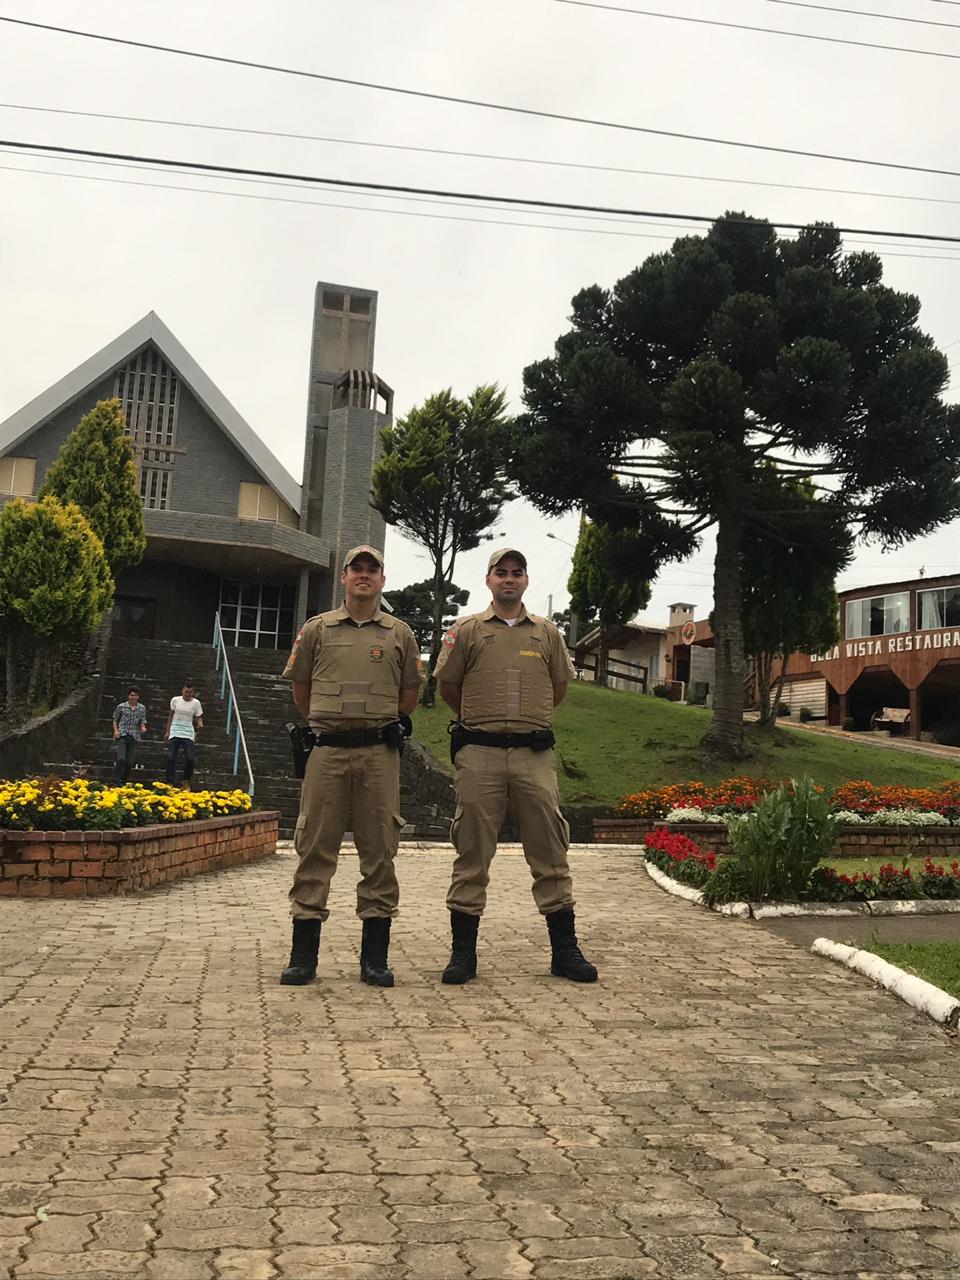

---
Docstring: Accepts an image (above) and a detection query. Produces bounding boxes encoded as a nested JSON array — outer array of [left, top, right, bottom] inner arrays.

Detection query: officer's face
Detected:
[[486, 558, 528, 605], [342, 556, 385, 600]]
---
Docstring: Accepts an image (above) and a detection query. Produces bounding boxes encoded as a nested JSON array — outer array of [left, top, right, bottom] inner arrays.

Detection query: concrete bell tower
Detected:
[[297, 283, 393, 617]]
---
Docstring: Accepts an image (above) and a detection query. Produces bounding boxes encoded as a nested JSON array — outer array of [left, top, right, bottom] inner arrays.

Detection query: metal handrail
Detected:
[[211, 612, 255, 797]]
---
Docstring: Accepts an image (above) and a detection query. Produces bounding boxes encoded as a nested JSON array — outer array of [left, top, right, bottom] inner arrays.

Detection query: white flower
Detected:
[[867, 808, 950, 826], [665, 807, 712, 823]]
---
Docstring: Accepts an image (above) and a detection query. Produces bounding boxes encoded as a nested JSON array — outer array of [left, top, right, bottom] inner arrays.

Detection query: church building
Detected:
[[0, 282, 391, 650]]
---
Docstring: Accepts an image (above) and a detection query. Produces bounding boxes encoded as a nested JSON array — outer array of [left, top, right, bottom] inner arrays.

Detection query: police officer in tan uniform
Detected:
[[435, 547, 597, 984], [280, 546, 422, 988]]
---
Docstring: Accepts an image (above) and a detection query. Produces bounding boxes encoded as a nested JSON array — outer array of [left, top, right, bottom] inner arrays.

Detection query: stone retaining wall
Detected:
[[0, 810, 280, 898], [594, 816, 960, 860], [0, 617, 112, 780]]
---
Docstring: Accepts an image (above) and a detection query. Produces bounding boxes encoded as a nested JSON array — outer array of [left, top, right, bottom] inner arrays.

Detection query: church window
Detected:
[[0, 456, 36, 496]]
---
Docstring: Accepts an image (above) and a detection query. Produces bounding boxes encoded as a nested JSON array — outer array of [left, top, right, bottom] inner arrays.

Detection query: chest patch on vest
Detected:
[[369, 644, 384, 662], [518, 649, 544, 659]]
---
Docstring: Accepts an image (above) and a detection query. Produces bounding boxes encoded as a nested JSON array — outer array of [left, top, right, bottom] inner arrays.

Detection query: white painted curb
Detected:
[[812, 937, 960, 1029], [747, 898, 960, 918], [644, 859, 960, 921], [752, 902, 871, 919], [643, 859, 753, 917], [644, 859, 704, 904], [715, 900, 752, 918], [867, 899, 960, 915]]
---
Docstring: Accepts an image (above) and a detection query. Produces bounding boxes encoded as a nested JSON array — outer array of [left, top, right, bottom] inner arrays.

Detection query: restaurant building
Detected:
[[782, 573, 960, 743]]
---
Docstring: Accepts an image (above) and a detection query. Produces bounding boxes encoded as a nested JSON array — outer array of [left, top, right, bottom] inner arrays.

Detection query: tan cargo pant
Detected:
[[447, 744, 574, 917], [290, 743, 402, 921]]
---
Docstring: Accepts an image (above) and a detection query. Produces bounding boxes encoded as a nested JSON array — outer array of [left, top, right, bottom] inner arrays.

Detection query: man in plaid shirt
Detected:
[[112, 688, 148, 784]]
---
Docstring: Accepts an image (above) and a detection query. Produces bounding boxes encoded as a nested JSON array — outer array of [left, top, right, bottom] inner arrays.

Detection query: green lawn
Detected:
[[412, 682, 958, 808], [864, 941, 960, 1001]]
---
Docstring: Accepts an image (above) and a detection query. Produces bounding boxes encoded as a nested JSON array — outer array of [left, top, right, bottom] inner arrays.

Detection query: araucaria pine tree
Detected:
[[505, 214, 960, 756]]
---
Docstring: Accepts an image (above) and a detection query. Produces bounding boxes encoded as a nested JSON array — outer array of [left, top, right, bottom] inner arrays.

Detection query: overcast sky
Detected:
[[2, 0, 959, 625]]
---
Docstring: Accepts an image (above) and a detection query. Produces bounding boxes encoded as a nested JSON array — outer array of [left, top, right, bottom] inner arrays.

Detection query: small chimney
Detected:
[[668, 602, 695, 630]]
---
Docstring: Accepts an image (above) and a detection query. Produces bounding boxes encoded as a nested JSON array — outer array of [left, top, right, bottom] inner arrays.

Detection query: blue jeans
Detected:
[[114, 734, 137, 784], [165, 737, 196, 784]]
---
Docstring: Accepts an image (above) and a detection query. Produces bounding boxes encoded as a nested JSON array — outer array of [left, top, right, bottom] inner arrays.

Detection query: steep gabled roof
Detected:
[[0, 312, 301, 513]]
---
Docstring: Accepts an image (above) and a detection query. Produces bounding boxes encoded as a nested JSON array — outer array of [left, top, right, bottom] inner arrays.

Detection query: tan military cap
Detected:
[[487, 546, 527, 571], [342, 544, 384, 570]]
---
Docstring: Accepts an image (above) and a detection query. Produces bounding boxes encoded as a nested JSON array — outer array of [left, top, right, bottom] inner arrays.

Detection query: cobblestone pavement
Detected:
[[2, 847, 960, 1280]]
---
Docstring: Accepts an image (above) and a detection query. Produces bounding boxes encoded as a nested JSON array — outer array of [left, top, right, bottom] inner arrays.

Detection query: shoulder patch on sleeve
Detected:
[[442, 628, 458, 649]]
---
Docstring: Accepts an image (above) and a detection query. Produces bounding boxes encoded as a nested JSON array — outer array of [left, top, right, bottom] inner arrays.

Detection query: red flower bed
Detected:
[[621, 778, 960, 821], [806, 858, 960, 902], [831, 780, 960, 819], [620, 776, 773, 819], [643, 828, 715, 888]]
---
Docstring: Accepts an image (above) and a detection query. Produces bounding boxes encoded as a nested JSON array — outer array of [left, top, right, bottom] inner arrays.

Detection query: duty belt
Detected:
[[286, 717, 413, 779], [448, 721, 555, 762], [312, 726, 396, 748]]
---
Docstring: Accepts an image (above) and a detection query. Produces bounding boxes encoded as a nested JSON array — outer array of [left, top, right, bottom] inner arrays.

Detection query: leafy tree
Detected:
[[567, 520, 653, 685], [551, 606, 599, 647], [382, 579, 470, 652], [0, 497, 114, 708], [738, 473, 853, 726], [504, 214, 960, 756], [372, 385, 512, 694], [39, 397, 146, 574]]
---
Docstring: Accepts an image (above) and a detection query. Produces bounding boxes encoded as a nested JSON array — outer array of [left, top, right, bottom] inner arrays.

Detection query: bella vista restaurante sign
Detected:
[[811, 629, 960, 663]]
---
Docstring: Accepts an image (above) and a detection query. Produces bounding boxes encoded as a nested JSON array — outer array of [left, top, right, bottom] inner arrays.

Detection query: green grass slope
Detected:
[[413, 682, 958, 809]]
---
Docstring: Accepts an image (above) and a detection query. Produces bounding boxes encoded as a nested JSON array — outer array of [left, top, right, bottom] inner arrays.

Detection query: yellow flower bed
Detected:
[[0, 777, 253, 832]]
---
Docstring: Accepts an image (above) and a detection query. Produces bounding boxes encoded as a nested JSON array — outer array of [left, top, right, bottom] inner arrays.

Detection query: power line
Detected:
[[0, 160, 718, 245], [0, 148, 717, 234], [1, 16, 959, 181], [5, 101, 960, 213], [9, 139, 960, 251], [548, 0, 960, 59], [7, 157, 960, 263], [756, 0, 960, 28], [6, 138, 960, 245]]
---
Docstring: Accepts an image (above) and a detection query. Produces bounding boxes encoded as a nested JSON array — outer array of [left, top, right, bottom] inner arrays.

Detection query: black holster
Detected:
[[383, 715, 414, 755], [448, 720, 467, 765], [286, 723, 316, 780]]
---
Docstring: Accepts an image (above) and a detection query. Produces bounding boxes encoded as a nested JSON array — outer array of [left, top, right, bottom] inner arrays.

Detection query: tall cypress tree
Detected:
[[372, 385, 512, 695], [0, 497, 114, 707], [39, 397, 146, 575]]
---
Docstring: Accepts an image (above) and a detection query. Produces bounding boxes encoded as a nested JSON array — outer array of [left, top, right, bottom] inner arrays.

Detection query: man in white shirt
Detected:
[[164, 683, 204, 788]]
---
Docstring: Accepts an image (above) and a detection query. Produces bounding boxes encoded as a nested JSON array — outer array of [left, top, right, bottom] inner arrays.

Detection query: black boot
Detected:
[[441, 909, 479, 985], [546, 908, 598, 983], [280, 918, 321, 985], [360, 917, 395, 987]]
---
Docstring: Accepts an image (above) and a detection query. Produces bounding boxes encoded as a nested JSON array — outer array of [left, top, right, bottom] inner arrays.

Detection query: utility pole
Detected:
[[567, 509, 587, 648]]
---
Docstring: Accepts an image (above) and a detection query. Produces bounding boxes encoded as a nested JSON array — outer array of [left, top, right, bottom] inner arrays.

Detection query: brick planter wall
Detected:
[[594, 816, 960, 860], [593, 818, 657, 844], [0, 810, 280, 898]]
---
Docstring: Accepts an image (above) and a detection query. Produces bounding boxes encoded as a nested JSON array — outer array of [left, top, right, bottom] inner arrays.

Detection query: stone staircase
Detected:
[[43, 635, 453, 839]]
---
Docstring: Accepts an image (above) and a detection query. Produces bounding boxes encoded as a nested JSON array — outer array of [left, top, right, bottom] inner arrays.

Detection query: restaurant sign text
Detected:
[[810, 630, 960, 663]]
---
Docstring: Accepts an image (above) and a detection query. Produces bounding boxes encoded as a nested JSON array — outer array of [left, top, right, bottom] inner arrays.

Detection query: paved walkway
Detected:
[[745, 714, 960, 763], [2, 847, 960, 1280]]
